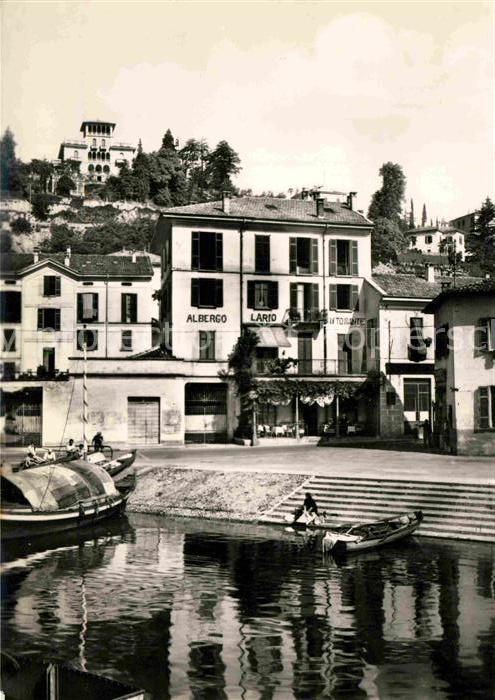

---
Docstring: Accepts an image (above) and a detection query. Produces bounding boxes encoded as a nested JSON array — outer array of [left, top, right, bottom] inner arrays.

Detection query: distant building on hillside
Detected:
[[449, 211, 479, 235], [53, 120, 136, 194], [408, 226, 465, 261]]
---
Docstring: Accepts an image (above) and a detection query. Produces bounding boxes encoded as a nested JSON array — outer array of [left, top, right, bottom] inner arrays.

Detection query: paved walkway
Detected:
[[135, 444, 494, 485]]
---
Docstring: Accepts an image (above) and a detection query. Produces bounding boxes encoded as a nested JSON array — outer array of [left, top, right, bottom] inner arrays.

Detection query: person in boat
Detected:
[[44, 448, 56, 462], [292, 492, 319, 524], [77, 443, 87, 459], [26, 444, 44, 464], [65, 439, 78, 456], [92, 432, 104, 453]]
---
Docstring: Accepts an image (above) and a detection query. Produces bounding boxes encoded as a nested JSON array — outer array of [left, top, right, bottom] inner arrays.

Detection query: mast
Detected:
[[82, 324, 88, 458]]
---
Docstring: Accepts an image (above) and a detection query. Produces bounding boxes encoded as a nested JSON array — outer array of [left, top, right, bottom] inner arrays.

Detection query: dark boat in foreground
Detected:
[[0, 460, 135, 540], [322, 511, 423, 554]]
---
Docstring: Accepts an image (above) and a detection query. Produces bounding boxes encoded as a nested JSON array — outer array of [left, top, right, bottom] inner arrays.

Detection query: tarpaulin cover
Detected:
[[2, 461, 118, 512]]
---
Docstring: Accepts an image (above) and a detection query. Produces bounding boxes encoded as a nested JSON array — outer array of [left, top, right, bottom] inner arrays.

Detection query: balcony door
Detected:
[[43, 348, 55, 374], [298, 334, 312, 374]]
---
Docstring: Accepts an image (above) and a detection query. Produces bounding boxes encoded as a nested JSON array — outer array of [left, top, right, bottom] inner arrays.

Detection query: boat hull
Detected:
[[1, 494, 130, 540], [322, 511, 423, 555]]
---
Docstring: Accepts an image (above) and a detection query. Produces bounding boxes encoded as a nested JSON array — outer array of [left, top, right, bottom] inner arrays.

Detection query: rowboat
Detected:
[[322, 511, 423, 555], [86, 448, 137, 477], [0, 460, 134, 540]]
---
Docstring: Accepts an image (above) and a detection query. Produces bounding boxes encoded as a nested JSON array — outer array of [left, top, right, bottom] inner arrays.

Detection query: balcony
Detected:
[[286, 308, 328, 327], [254, 358, 364, 377]]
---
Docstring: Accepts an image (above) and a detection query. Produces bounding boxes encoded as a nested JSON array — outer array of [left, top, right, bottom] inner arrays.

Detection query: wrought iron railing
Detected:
[[254, 359, 365, 376]]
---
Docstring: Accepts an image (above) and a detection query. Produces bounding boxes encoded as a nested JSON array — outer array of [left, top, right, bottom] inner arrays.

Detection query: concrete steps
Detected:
[[261, 475, 495, 543]]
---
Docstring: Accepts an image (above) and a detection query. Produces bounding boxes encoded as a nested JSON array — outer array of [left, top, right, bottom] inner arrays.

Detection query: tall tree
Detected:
[[371, 217, 408, 266], [367, 162, 406, 223], [467, 197, 495, 273], [0, 128, 27, 195], [131, 139, 151, 202], [179, 138, 209, 203], [421, 203, 427, 227], [409, 198, 415, 229], [206, 140, 241, 198], [148, 128, 187, 206]]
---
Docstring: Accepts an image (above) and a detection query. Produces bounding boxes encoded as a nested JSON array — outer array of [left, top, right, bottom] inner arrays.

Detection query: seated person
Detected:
[[26, 444, 44, 464], [65, 439, 79, 455], [44, 448, 57, 462], [292, 492, 319, 524]]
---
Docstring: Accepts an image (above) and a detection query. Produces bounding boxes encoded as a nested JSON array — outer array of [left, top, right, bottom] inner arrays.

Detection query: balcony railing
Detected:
[[287, 308, 328, 323], [254, 358, 364, 376]]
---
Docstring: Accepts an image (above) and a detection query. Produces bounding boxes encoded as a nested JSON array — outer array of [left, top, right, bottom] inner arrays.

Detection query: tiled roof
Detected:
[[129, 346, 176, 360], [0, 253, 153, 278], [402, 251, 449, 264], [408, 226, 462, 235], [160, 197, 371, 226], [372, 274, 442, 299], [423, 279, 495, 313]]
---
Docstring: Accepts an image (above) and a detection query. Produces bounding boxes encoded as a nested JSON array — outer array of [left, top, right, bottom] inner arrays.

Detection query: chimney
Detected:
[[64, 246, 71, 267], [425, 264, 435, 283], [346, 192, 357, 210], [222, 191, 231, 214], [33, 248, 39, 264], [316, 197, 325, 218]]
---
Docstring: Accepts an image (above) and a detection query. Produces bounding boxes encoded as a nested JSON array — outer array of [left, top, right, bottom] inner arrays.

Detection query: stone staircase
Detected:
[[261, 475, 495, 542]]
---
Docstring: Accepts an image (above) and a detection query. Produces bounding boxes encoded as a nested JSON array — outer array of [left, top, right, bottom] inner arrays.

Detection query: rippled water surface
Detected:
[[1, 514, 494, 699]]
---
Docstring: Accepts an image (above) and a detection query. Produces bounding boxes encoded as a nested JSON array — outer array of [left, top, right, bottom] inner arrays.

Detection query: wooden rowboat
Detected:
[[322, 510, 423, 555], [86, 449, 137, 477], [1, 460, 135, 540]]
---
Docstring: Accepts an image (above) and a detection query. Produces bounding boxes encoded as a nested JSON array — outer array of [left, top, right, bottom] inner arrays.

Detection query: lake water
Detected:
[[1, 513, 494, 699]]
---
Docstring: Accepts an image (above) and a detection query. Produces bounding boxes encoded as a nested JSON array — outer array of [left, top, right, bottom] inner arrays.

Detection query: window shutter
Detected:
[[121, 294, 126, 322], [256, 235, 270, 273], [351, 285, 359, 311], [77, 294, 83, 322], [268, 282, 278, 309], [477, 387, 490, 429], [131, 294, 137, 322], [290, 283, 298, 309], [37, 308, 43, 329], [476, 318, 488, 351], [351, 241, 359, 275], [215, 233, 223, 271], [55, 309, 61, 331], [311, 284, 319, 312], [215, 279, 223, 308], [92, 293, 98, 321], [329, 240, 337, 276], [55, 277, 61, 296], [43, 277, 49, 296], [191, 279, 199, 307], [311, 239, 319, 274], [191, 232, 199, 270], [289, 238, 297, 273], [329, 284, 337, 310], [247, 281, 255, 309]]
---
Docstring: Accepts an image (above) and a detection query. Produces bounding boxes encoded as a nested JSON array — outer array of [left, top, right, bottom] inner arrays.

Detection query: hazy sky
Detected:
[[1, 1, 493, 219]]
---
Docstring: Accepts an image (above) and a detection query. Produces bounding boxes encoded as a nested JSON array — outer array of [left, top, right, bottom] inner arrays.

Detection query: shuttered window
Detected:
[[191, 279, 223, 308], [191, 231, 223, 271], [43, 276, 61, 297], [121, 293, 138, 323], [255, 235, 270, 273], [477, 318, 495, 352], [436, 323, 450, 359], [289, 237, 318, 274], [77, 328, 98, 351], [247, 281, 279, 309], [329, 284, 359, 311], [329, 240, 359, 276], [0, 291, 21, 323], [38, 308, 61, 331], [77, 293, 98, 322], [476, 386, 495, 430], [121, 330, 133, 351], [2, 328, 16, 352]]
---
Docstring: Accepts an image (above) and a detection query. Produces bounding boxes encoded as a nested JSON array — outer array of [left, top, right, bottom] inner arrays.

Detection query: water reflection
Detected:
[[1, 515, 494, 699]]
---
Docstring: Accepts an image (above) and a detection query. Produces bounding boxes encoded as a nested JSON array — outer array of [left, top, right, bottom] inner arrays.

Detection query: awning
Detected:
[[251, 326, 291, 348]]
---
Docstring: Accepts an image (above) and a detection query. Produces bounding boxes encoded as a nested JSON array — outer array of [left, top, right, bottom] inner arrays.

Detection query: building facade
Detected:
[[408, 226, 465, 260], [424, 282, 495, 456], [56, 120, 136, 187]]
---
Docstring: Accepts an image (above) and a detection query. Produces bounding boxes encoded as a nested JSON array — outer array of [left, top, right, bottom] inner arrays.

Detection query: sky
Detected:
[[1, 1, 493, 220]]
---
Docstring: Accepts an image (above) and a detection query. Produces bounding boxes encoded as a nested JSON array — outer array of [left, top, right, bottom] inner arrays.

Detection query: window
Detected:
[[2, 328, 16, 352], [247, 281, 278, 309], [43, 348, 55, 373], [191, 279, 223, 308], [121, 330, 133, 351], [77, 293, 98, 322], [121, 293, 137, 323], [289, 283, 319, 321], [0, 291, 21, 323], [199, 330, 216, 360], [185, 383, 227, 415], [436, 323, 450, 359], [329, 284, 359, 311], [255, 235, 270, 273], [92, 138, 97, 147], [102, 139, 106, 147], [191, 231, 223, 271], [477, 318, 495, 352], [408, 317, 427, 362], [77, 329, 98, 351], [37, 308, 61, 331], [88, 164, 94, 172], [1, 362, 16, 380], [411, 236, 417, 246], [425, 235, 433, 244], [404, 380, 430, 412], [329, 240, 359, 276], [289, 237, 318, 274], [476, 386, 495, 430], [43, 276, 61, 297], [73, 150, 79, 159]]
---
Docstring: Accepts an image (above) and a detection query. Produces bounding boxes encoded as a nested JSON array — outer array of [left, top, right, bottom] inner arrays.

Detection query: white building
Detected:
[[408, 226, 465, 261], [56, 120, 136, 187], [424, 281, 495, 456]]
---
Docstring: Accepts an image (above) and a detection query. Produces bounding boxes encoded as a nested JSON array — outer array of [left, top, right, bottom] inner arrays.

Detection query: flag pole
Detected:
[[82, 324, 88, 459]]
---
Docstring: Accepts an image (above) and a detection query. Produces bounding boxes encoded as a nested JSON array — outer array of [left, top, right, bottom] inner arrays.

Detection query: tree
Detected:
[[467, 197, 495, 273], [421, 204, 427, 227], [205, 140, 241, 198], [367, 163, 406, 224], [371, 217, 408, 266], [0, 128, 28, 196], [0, 230, 12, 252], [224, 329, 259, 441], [55, 175, 76, 197], [32, 193, 59, 220], [408, 199, 415, 229], [30, 159, 54, 194], [179, 138, 209, 203], [10, 217, 32, 234], [131, 139, 151, 202], [148, 128, 187, 206]]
